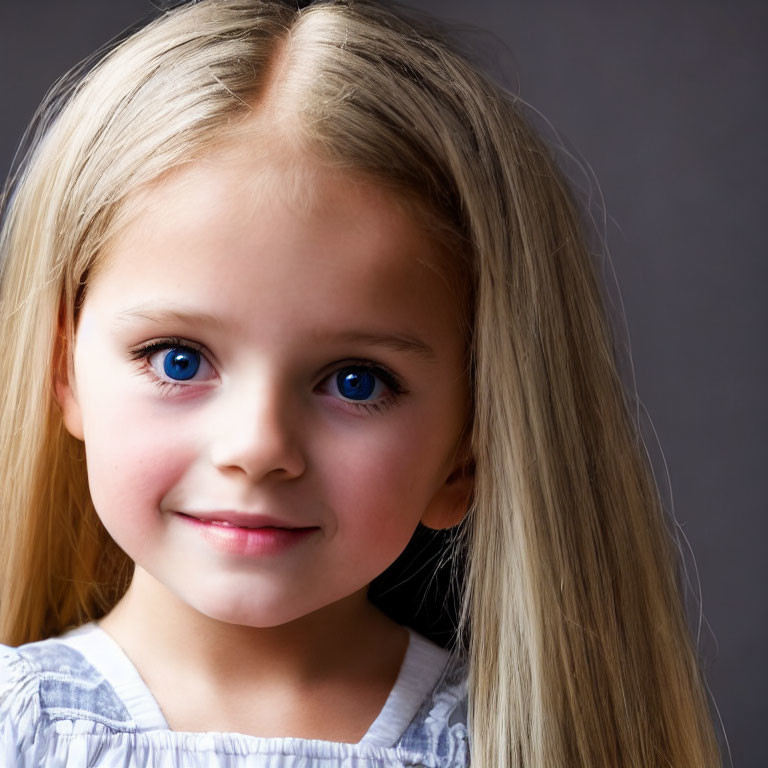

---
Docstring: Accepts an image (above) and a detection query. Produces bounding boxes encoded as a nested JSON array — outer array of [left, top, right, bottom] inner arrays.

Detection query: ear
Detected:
[[53, 318, 84, 441], [420, 453, 475, 531]]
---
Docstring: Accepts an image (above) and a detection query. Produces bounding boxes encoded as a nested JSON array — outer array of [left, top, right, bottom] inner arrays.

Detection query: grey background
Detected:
[[1, 1, 764, 765]]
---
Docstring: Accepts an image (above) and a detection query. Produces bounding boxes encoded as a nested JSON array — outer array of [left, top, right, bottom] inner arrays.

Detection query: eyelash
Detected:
[[327, 363, 407, 415], [128, 337, 408, 413], [129, 338, 209, 397]]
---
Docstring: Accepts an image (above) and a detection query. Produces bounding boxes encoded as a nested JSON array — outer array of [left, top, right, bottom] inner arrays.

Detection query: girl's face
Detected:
[[58, 146, 471, 629]]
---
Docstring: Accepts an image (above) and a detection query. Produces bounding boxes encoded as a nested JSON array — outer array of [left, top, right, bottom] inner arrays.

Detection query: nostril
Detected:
[[209, 426, 305, 481]]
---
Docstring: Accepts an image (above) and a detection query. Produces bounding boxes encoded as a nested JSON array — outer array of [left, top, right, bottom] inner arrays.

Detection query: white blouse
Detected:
[[0, 622, 468, 767]]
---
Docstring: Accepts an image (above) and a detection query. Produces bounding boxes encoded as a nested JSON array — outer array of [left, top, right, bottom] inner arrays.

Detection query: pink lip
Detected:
[[181, 510, 304, 529], [177, 512, 319, 557]]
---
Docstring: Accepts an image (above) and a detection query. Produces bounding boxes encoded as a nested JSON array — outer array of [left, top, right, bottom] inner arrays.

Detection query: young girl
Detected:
[[0, 1, 721, 766]]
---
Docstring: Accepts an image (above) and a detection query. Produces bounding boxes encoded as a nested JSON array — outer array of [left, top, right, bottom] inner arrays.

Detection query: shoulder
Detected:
[[0, 632, 134, 757], [396, 645, 469, 768], [0, 641, 40, 755]]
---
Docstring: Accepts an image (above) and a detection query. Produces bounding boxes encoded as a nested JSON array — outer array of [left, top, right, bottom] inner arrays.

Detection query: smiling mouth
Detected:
[[201, 519, 269, 530], [176, 512, 319, 556], [181, 516, 305, 531], [177, 511, 315, 530]]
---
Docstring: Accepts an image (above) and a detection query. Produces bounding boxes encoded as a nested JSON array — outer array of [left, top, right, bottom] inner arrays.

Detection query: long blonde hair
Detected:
[[0, 1, 720, 765]]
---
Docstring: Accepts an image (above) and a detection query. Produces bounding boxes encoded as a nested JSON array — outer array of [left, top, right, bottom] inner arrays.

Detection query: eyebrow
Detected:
[[327, 330, 437, 362], [115, 305, 437, 362], [115, 306, 226, 330]]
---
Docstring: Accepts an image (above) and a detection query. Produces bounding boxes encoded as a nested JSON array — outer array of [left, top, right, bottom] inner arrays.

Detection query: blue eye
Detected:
[[136, 339, 216, 389], [162, 347, 201, 381], [336, 368, 378, 400]]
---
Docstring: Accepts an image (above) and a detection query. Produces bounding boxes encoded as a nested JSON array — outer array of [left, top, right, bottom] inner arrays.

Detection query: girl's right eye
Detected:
[[131, 340, 216, 387], [155, 347, 203, 381], [148, 346, 216, 383]]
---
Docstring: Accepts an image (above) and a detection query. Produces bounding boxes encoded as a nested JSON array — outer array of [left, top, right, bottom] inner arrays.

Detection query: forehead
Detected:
[[85, 148, 465, 348]]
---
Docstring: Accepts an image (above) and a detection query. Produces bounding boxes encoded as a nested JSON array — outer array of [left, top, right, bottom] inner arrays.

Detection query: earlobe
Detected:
[[420, 459, 475, 531], [53, 328, 84, 441], [56, 377, 84, 441]]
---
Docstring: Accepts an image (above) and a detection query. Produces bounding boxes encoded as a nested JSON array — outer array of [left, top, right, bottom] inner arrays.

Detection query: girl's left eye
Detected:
[[322, 364, 406, 410], [332, 367, 385, 401]]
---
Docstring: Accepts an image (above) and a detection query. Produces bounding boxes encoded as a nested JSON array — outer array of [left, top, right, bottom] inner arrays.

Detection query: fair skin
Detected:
[[56, 143, 472, 741]]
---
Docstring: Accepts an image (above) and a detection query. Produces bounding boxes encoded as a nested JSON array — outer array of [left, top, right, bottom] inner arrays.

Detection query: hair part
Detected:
[[0, 2, 720, 765]]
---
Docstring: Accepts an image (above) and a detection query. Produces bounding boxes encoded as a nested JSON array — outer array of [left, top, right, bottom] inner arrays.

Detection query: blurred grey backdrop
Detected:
[[1, 1, 764, 765]]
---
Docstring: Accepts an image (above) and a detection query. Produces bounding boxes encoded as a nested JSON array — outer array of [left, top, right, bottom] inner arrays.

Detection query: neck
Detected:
[[97, 567, 409, 739], [98, 566, 405, 690]]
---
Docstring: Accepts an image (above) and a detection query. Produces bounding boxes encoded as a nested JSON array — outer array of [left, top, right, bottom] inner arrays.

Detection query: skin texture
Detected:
[[56, 145, 472, 739]]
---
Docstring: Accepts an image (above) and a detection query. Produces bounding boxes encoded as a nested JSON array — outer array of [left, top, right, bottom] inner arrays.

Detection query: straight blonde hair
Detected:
[[0, 1, 721, 765]]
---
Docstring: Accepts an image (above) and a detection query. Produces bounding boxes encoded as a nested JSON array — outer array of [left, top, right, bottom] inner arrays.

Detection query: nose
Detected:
[[208, 376, 306, 482]]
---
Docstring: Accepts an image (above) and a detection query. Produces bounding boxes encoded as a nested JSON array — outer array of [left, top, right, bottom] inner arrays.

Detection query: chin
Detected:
[[184, 588, 320, 629]]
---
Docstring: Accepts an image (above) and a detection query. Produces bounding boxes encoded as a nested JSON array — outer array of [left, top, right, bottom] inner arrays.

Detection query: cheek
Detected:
[[318, 418, 442, 554], [80, 396, 197, 522], [322, 425, 425, 504], [85, 441, 185, 512]]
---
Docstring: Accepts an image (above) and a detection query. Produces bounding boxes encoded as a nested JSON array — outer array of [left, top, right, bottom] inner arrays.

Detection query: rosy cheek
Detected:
[[82, 402, 197, 516], [321, 430, 426, 536]]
